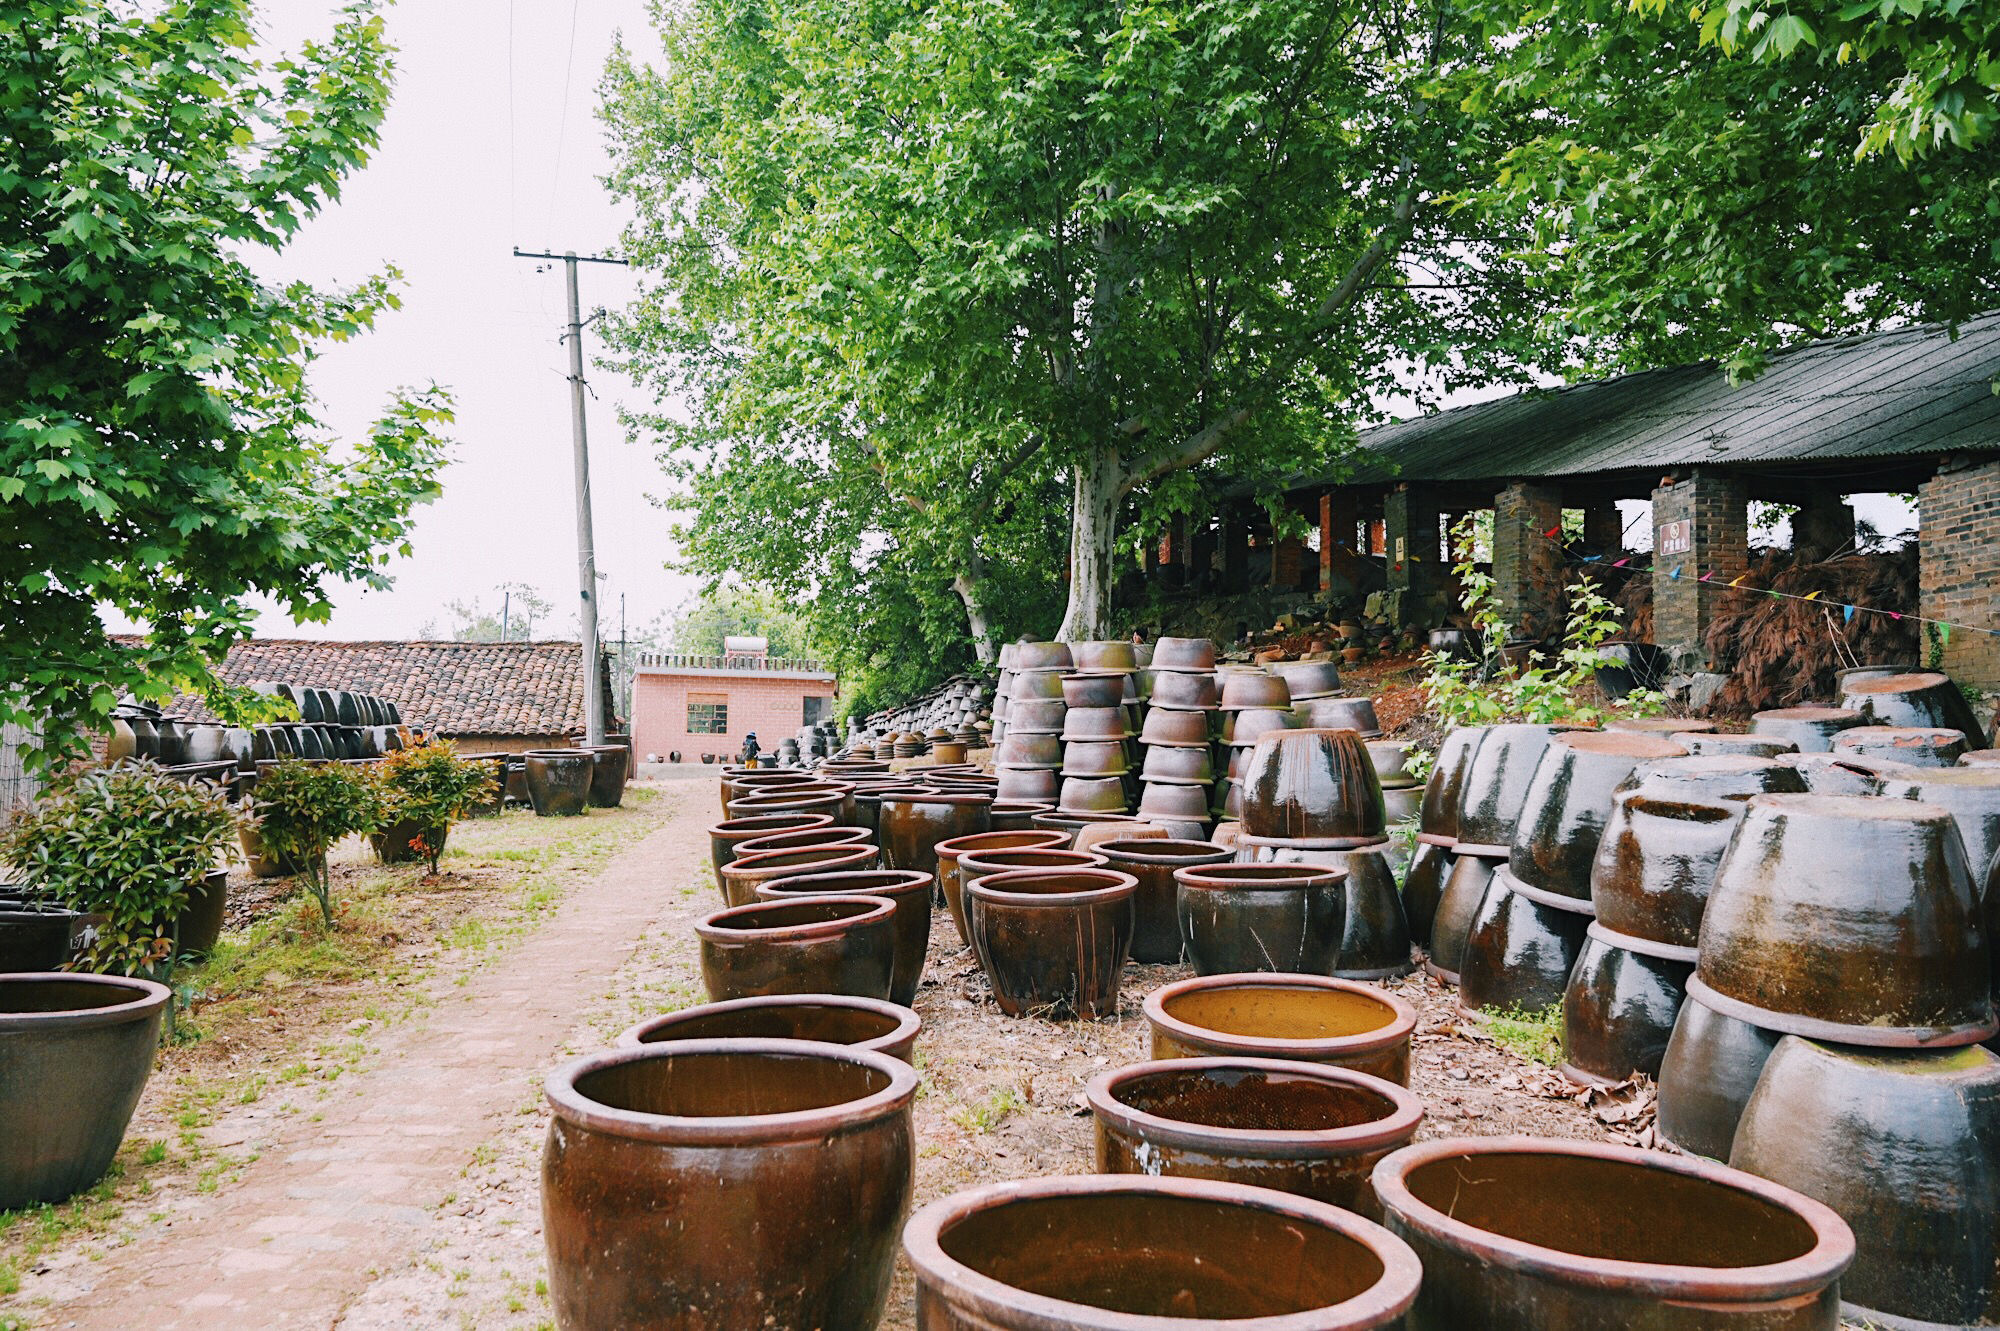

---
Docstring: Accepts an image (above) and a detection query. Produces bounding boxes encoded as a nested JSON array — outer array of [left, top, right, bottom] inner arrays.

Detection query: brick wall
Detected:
[[1921, 457, 2000, 690], [632, 671, 839, 762], [1650, 472, 1748, 662], [1493, 481, 1562, 637]]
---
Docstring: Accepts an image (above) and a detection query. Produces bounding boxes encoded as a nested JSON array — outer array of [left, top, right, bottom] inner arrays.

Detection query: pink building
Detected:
[[631, 638, 837, 762]]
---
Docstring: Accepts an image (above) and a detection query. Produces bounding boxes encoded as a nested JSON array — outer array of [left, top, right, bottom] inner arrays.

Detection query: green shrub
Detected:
[[250, 759, 380, 926], [372, 740, 496, 873]]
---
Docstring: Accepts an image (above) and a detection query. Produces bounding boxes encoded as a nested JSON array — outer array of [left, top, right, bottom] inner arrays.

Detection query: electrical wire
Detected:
[[546, 0, 584, 243]]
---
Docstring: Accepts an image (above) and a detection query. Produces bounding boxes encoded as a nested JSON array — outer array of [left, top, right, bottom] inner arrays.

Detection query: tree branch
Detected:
[[1118, 406, 1252, 496]]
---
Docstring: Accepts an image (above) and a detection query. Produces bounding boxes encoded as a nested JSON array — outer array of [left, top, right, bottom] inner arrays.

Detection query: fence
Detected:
[[0, 722, 42, 815], [636, 652, 831, 674]]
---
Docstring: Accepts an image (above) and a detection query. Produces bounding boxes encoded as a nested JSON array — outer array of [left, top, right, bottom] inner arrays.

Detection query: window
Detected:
[[802, 696, 828, 726], [687, 693, 728, 735]]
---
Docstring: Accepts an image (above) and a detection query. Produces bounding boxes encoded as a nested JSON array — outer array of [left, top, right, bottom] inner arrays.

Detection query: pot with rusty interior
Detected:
[[964, 868, 1136, 1019], [1457, 866, 1594, 1014], [732, 824, 875, 860], [1174, 862, 1347, 976], [1750, 706, 1864, 753], [1238, 728, 1386, 845], [1731, 1036, 2000, 1330], [1454, 723, 1594, 854], [1561, 921, 1696, 1085], [1879, 765, 2000, 888], [1509, 731, 1688, 904], [935, 831, 1072, 945], [1060, 672, 1127, 709], [1833, 724, 1968, 767], [694, 894, 897, 1001], [542, 1038, 916, 1330], [1092, 838, 1232, 963], [723, 767, 819, 813], [989, 800, 1054, 832], [1655, 987, 1784, 1161], [525, 749, 594, 817], [718, 843, 880, 908], [1589, 792, 1745, 947], [1153, 636, 1218, 671], [1145, 972, 1416, 1085], [1372, 1135, 1854, 1330], [756, 869, 934, 1007], [727, 787, 851, 826], [1231, 839, 1413, 980], [1425, 850, 1504, 983], [619, 993, 920, 1063], [1088, 1057, 1423, 1216], [902, 1173, 1422, 1330], [1402, 840, 1456, 950], [1420, 726, 1488, 845], [1841, 670, 1987, 746], [877, 789, 993, 879], [1695, 793, 1995, 1046]]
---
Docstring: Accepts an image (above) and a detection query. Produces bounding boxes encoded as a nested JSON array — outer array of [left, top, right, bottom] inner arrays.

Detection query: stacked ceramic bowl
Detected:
[[1135, 636, 1220, 839], [1401, 725, 1486, 954], [1217, 668, 1295, 824], [1367, 739, 1421, 826], [1059, 641, 1143, 816], [994, 642, 1070, 804]]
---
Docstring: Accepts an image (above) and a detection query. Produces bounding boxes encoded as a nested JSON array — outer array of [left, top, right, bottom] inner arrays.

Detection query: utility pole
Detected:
[[500, 589, 510, 643], [514, 247, 628, 746]]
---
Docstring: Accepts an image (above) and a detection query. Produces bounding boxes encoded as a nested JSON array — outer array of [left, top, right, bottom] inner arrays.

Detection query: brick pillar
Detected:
[[1921, 457, 2000, 692], [1321, 490, 1363, 593], [1651, 471, 1749, 664], [1159, 514, 1187, 588], [1384, 484, 1445, 625], [1493, 482, 1563, 639], [1792, 491, 1855, 563], [1582, 501, 1623, 555], [1223, 506, 1249, 593]]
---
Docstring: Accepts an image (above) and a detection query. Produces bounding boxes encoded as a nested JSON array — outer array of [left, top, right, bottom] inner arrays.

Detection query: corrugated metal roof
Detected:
[[1290, 313, 2000, 488]]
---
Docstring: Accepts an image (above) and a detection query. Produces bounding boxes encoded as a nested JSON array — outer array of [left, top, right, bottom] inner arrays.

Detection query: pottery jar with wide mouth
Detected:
[[694, 894, 897, 1001], [1620, 752, 1808, 803], [1834, 724, 1968, 767], [617, 994, 921, 1063], [524, 749, 593, 817], [1220, 671, 1292, 712], [1174, 862, 1348, 977], [718, 843, 880, 908], [1364, 740, 1415, 788], [1272, 660, 1344, 701], [1152, 636, 1219, 671], [1148, 670, 1222, 711], [1456, 865, 1594, 1015], [1420, 726, 1489, 845], [964, 868, 1136, 1020], [902, 1173, 1421, 1330], [1589, 792, 1744, 947], [1295, 696, 1382, 736], [1751, 706, 1864, 753], [732, 825, 875, 860], [581, 744, 628, 807], [1879, 766, 2000, 888], [723, 767, 821, 813], [877, 789, 993, 879], [1221, 707, 1297, 749], [1092, 838, 1231, 963], [1372, 1135, 1853, 1330], [1654, 987, 1784, 1161], [542, 1038, 916, 1330], [1140, 744, 1215, 785], [1232, 838, 1413, 980], [0, 904, 83, 971], [1509, 730, 1689, 903], [1454, 723, 1595, 854], [0, 974, 172, 1209], [1401, 840, 1456, 949], [1145, 972, 1416, 1086], [1696, 793, 1994, 1046], [1730, 1037, 2000, 1330], [726, 786, 852, 826], [1672, 732, 1799, 759], [935, 831, 1072, 945], [1239, 727, 1386, 844], [1073, 819, 1165, 857], [988, 800, 1054, 833], [1425, 850, 1504, 983], [1841, 670, 1986, 745], [1088, 1057, 1423, 1216], [1061, 672, 1127, 709], [756, 869, 933, 1007], [1773, 751, 1912, 795], [1031, 810, 1147, 844], [1561, 921, 1695, 1085]]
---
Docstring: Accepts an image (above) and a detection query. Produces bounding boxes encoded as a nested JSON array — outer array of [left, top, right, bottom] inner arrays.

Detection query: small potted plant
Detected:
[[369, 739, 496, 873], [250, 759, 380, 926]]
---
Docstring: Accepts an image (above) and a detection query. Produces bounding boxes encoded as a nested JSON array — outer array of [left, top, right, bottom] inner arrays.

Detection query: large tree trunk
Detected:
[[1056, 449, 1123, 642], [952, 549, 997, 664]]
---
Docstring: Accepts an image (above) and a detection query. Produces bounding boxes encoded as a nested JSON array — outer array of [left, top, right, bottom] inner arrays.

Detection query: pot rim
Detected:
[[616, 993, 921, 1054], [936, 830, 1072, 862], [1143, 973, 1417, 1058], [732, 826, 875, 856], [901, 1173, 1422, 1331], [1236, 832, 1389, 852], [695, 893, 897, 941], [719, 844, 879, 883], [547, 1036, 917, 1146], [878, 790, 997, 808], [1173, 863, 1348, 891], [726, 791, 847, 816], [706, 812, 838, 839], [524, 748, 593, 759], [1370, 1135, 1855, 1302], [1685, 974, 1999, 1048], [1586, 919, 1698, 964], [966, 867, 1138, 906], [957, 850, 1109, 879], [1494, 865, 1597, 917], [1416, 832, 1457, 847], [0, 971, 172, 1033], [755, 868, 932, 902], [1093, 838, 1234, 866], [1087, 1056, 1423, 1157]]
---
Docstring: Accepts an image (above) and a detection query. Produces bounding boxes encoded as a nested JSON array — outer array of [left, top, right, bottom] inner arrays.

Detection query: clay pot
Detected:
[[1610, 716, 1716, 737], [1006, 698, 1067, 734], [1590, 792, 1744, 947], [1073, 640, 1139, 672], [1842, 669, 1986, 744], [1420, 726, 1487, 843], [1057, 776, 1128, 814], [1238, 728, 1386, 844], [1623, 752, 1808, 802], [619, 994, 920, 1062], [1135, 781, 1210, 822], [935, 832, 1073, 945], [1561, 922, 1695, 1085], [1509, 731, 1687, 903], [580, 744, 627, 807], [1088, 1057, 1423, 1215], [726, 788, 850, 826], [903, 1173, 1421, 1330], [1153, 637, 1219, 670], [0, 974, 171, 1209], [1060, 740, 1129, 778], [1149, 670, 1222, 711], [1009, 670, 1068, 701], [1731, 1037, 2000, 1328], [1294, 696, 1381, 736], [995, 768, 1060, 802], [1219, 671, 1290, 711], [1272, 660, 1344, 700], [877, 790, 992, 879], [1880, 766, 2000, 877], [1364, 740, 1413, 787], [1145, 972, 1416, 1085], [1012, 641, 1074, 670], [988, 800, 1053, 832], [695, 895, 897, 1000], [1073, 819, 1163, 856], [1696, 793, 1994, 1045], [723, 767, 818, 812], [1060, 706, 1131, 742], [1751, 706, 1864, 752], [0, 906, 82, 971], [1402, 841, 1455, 949], [754, 869, 933, 1006], [1381, 785, 1421, 824], [1031, 810, 1146, 844], [1060, 672, 1126, 709], [1140, 745, 1214, 785], [525, 749, 593, 817], [733, 825, 874, 859], [708, 812, 837, 877], [1834, 724, 1968, 767], [1174, 862, 1347, 976], [719, 844, 880, 908], [1234, 839, 1413, 980], [1454, 723, 1593, 854], [1655, 988, 1784, 1160], [1457, 867, 1593, 1015], [933, 741, 969, 765], [1220, 707, 1295, 749], [1426, 851, 1502, 983], [996, 733, 1062, 768], [1672, 731, 1798, 759], [964, 868, 1136, 1019], [1092, 838, 1232, 963], [542, 1039, 915, 1330], [1139, 707, 1213, 747], [1372, 1136, 1854, 1331]]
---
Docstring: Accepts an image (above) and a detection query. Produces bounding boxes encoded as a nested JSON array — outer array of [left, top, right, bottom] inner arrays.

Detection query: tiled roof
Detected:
[[164, 639, 614, 737]]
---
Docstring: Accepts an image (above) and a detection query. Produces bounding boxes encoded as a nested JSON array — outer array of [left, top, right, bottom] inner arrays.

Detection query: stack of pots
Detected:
[[1135, 636, 1220, 839], [994, 642, 1069, 804], [1402, 726, 1486, 951], [1217, 667, 1295, 824], [1058, 641, 1142, 817], [1839, 669, 1987, 747]]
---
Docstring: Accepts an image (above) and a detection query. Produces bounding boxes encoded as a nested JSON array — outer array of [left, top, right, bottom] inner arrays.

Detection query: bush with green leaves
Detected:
[[0, 760, 239, 975], [250, 759, 381, 927], [371, 740, 495, 874]]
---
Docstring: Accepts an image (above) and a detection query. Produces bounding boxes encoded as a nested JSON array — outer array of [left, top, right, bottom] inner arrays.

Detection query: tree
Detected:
[[600, 0, 1543, 642], [1, 0, 454, 765], [663, 584, 813, 658], [423, 582, 555, 642]]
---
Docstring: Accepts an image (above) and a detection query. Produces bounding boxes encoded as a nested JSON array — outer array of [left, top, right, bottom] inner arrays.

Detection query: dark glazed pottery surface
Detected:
[[1655, 989, 1783, 1161], [718, 844, 880, 908], [1455, 724, 1593, 853], [617, 994, 920, 1063], [1426, 851, 1502, 981], [935, 831, 1072, 946], [694, 895, 897, 1002], [1175, 863, 1348, 977], [964, 869, 1136, 1020], [1238, 729, 1385, 842], [1231, 841, 1414, 979], [1508, 731, 1688, 901], [1092, 838, 1232, 964], [1561, 924, 1694, 1085], [524, 750, 593, 817], [1752, 706, 1864, 753], [1456, 868, 1592, 1016], [755, 869, 934, 1007], [707, 812, 836, 876], [1589, 791, 1744, 946], [1419, 726, 1487, 841], [1400, 842, 1454, 950], [1144, 973, 1415, 1085]]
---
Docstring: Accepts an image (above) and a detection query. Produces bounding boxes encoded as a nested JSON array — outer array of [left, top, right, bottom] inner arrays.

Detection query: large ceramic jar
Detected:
[[1879, 766, 2000, 887], [732, 825, 874, 859], [756, 869, 933, 1007], [1419, 726, 1488, 845], [933, 831, 1072, 946], [1561, 922, 1695, 1085], [902, 1174, 1422, 1330], [1175, 862, 1347, 976], [1087, 1057, 1423, 1215], [728, 785, 855, 826], [1372, 1136, 1853, 1330], [524, 749, 593, 817], [1751, 706, 1863, 753], [1841, 669, 1987, 744], [581, 744, 627, 808], [694, 895, 896, 1001], [964, 868, 1136, 1019], [718, 844, 880, 909], [1152, 635, 1219, 670], [1091, 838, 1232, 964], [878, 790, 993, 879], [1144, 972, 1416, 1086], [0, 974, 172, 1208], [1589, 792, 1745, 947], [1454, 724, 1593, 855], [1401, 841, 1455, 949], [1654, 989, 1783, 1161], [1424, 850, 1504, 983], [1834, 724, 1968, 767], [706, 812, 837, 877], [1237, 728, 1386, 845], [0, 904, 82, 971], [1456, 866, 1593, 1015], [543, 1039, 916, 1330], [1231, 839, 1413, 980], [1508, 731, 1688, 903], [619, 994, 920, 1062]]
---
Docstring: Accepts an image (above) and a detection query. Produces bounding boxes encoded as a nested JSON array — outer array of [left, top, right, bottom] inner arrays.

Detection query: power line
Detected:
[[506, 0, 517, 239], [546, 0, 584, 240]]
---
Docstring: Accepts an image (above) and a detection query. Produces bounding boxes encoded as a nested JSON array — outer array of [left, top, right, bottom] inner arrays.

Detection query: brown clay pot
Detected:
[[1238, 728, 1386, 844], [877, 790, 993, 879], [1088, 1057, 1423, 1216], [1153, 636, 1218, 670], [935, 831, 1071, 946], [995, 733, 1063, 768], [1220, 707, 1295, 748], [1419, 726, 1488, 844], [1294, 696, 1382, 736], [718, 844, 880, 908], [1220, 672, 1291, 711], [1731, 1037, 2000, 1329], [1060, 740, 1130, 778], [1696, 793, 1995, 1045], [1457, 866, 1593, 1015], [1879, 766, 2000, 882], [723, 768, 820, 813], [964, 868, 1136, 1019], [1140, 745, 1214, 784], [1012, 641, 1074, 670], [1622, 753, 1808, 802], [1136, 782, 1210, 822], [171, 868, 231, 957], [1751, 706, 1864, 753], [1402, 841, 1455, 949], [1139, 707, 1213, 746], [582, 744, 627, 807], [1009, 670, 1068, 701], [1061, 672, 1127, 709], [755, 869, 934, 1007], [1072, 640, 1139, 671], [1145, 972, 1417, 1085], [1060, 707, 1132, 742], [525, 749, 593, 817], [1425, 851, 1503, 983], [995, 768, 1060, 802], [542, 1039, 916, 1330], [1271, 659, 1343, 701], [989, 800, 1054, 832], [1454, 723, 1594, 854], [1508, 731, 1687, 902], [1655, 987, 1784, 1161], [1175, 862, 1347, 976], [1833, 724, 1968, 767], [617, 995, 920, 1063], [727, 787, 851, 825], [1372, 1136, 1854, 1330], [1031, 810, 1147, 845], [732, 825, 874, 859], [1149, 670, 1222, 711], [1841, 669, 1986, 746], [1007, 698, 1068, 734], [1073, 820, 1164, 856], [1670, 731, 1798, 758], [1589, 792, 1744, 947], [1561, 922, 1695, 1085], [1092, 838, 1232, 963], [902, 1173, 1421, 1329], [1231, 839, 1414, 980], [1056, 775, 1129, 815], [694, 895, 897, 1001]]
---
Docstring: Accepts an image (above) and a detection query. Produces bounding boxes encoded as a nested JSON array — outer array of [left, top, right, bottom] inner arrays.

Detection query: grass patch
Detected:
[[948, 1085, 1027, 1134], [1477, 1001, 1564, 1067]]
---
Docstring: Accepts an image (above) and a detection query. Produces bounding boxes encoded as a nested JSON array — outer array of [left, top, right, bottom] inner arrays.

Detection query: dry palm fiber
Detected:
[[1615, 573, 1653, 645]]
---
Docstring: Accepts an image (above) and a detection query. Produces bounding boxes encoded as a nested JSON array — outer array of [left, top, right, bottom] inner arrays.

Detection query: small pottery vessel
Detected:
[[1092, 838, 1231, 963], [1088, 1057, 1423, 1215], [1879, 766, 2000, 883], [1146, 670, 1221, 711], [1220, 671, 1291, 711], [1697, 793, 1994, 1045], [1152, 636, 1218, 670], [1752, 705, 1864, 753], [1272, 659, 1344, 700], [1175, 862, 1347, 976], [935, 831, 1071, 945], [718, 844, 880, 908], [877, 790, 993, 879], [1425, 851, 1503, 983], [1221, 707, 1295, 748], [1834, 724, 1968, 767], [1372, 1136, 1853, 1330], [525, 749, 594, 816], [1140, 744, 1214, 784], [1457, 866, 1593, 1015], [708, 812, 837, 877], [1655, 989, 1783, 1160], [1419, 726, 1488, 843], [618, 994, 920, 1063], [902, 1174, 1422, 1330], [1731, 1037, 2000, 1329], [988, 800, 1053, 832], [1401, 840, 1455, 949], [543, 1039, 915, 1330], [964, 868, 1136, 1019], [1238, 727, 1386, 843], [1509, 730, 1688, 902], [755, 869, 933, 1006], [1561, 922, 1695, 1085], [694, 895, 897, 1001], [1455, 723, 1593, 854], [1841, 670, 1986, 744], [1146, 972, 1417, 1085], [0, 974, 172, 1208], [1231, 839, 1414, 979], [1060, 672, 1126, 709], [732, 825, 874, 859], [1294, 696, 1382, 736], [1589, 792, 1743, 946]]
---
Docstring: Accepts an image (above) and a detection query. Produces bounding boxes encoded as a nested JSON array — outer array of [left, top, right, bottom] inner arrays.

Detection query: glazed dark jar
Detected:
[[618, 994, 920, 1063], [756, 868, 933, 1007], [1422, 850, 1503, 984], [1454, 723, 1594, 855], [901, 1174, 1423, 1330], [1456, 866, 1593, 1015], [706, 812, 836, 878], [1560, 922, 1695, 1085], [1091, 838, 1232, 963], [1751, 706, 1864, 753], [580, 744, 627, 808], [878, 790, 993, 879], [964, 868, 1135, 1020], [1144, 972, 1417, 1086], [1400, 841, 1455, 950], [1589, 791, 1744, 947], [1237, 728, 1386, 845], [1508, 730, 1688, 903], [1087, 1057, 1423, 1216], [1653, 987, 1783, 1162], [1232, 839, 1414, 980], [717, 843, 880, 909], [933, 831, 1073, 947], [524, 749, 593, 817], [1175, 862, 1348, 977], [542, 1038, 916, 1331], [694, 894, 897, 1001], [1372, 1136, 1854, 1330], [732, 825, 875, 859], [1419, 725, 1488, 844]]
